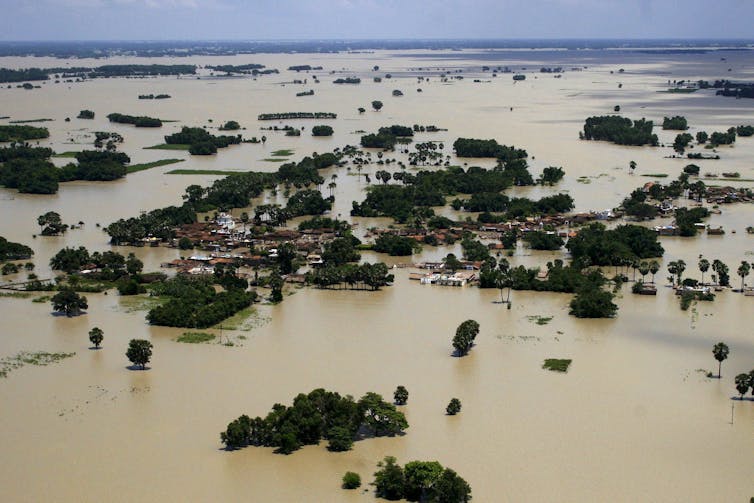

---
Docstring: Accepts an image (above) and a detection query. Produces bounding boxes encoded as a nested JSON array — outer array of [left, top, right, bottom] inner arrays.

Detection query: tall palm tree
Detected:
[[734, 373, 751, 400], [698, 257, 710, 285], [649, 260, 660, 284], [712, 342, 729, 378], [737, 261, 750, 292], [638, 261, 650, 283]]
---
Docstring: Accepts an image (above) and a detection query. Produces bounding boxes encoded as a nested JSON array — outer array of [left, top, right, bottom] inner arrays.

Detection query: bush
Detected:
[[342, 472, 361, 489], [446, 398, 462, 415], [311, 125, 333, 137]]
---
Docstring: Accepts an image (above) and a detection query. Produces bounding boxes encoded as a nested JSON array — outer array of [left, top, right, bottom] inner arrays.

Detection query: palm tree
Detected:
[[649, 260, 660, 284], [698, 257, 710, 285], [638, 261, 650, 282], [712, 342, 729, 378], [668, 260, 686, 286], [737, 261, 750, 292]]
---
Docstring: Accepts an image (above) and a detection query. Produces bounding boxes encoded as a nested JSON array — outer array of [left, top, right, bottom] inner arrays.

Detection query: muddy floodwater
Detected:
[[1, 48, 753, 502]]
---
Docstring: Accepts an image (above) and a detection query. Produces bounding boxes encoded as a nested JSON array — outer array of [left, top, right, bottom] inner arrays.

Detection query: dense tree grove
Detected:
[[285, 189, 331, 217], [220, 389, 408, 453], [164, 126, 241, 154], [581, 116, 658, 146], [307, 263, 394, 290], [0, 125, 50, 142], [106, 113, 162, 127], [0, 67, 50, 83], [373, 234, 419, 256], [372, 456, 472, 502], [146, 276, 255, 329], [311, 125, 334, 136], [566, 223, 664, 267], [0, 236, 33, 261], [452, 138, 528, 161], [538, 166, 565, 185], [522, 231, 564, 250], [361, 131, 398, 149], [0, 143, 53, 162], [662, 115, 688, 130], [569, 281, 618, 318]]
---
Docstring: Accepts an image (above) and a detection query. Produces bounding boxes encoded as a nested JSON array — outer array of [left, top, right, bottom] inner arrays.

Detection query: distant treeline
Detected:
[[107, 113, 162, 127], [258, 112, 337, 120], [138, 94, 171, 100], [288, 65, 323, 71], [0, 64, 196, 83], [333, 77, 360, 84]]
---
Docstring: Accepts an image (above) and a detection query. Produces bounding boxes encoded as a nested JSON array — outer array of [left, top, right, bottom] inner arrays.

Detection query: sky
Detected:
[[1, 0, 754, 41]]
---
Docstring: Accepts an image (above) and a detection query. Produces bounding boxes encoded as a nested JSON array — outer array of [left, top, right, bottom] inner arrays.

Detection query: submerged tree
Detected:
[[734, 373, 751, 400], [394, 385, 409, 406], [446, 398, 462, 415], [88, 327, 104, 348], [737, 261, 750, 292], [51, 288, 88, 317], [126, 339, 153, 369], [372, 100, 384, 111], [712, 342, 729, 378], [452, 320, 480, 356]]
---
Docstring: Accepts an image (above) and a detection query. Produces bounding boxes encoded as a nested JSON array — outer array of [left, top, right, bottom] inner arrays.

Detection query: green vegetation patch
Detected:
[[0, 291, 33, 299], [271, 149, 294, 157], [658, 88, 697, 94], [640, 173, 669, 178], [527, 315, 553, 325], [542, 358, 572, 373], [32, 295, 51, 303], [213, 306, 269, 331], [144, 143, 191, 151], [176, 331, 216, 344], [262, 158, 287, 162], [0, 351, 76, 378], [52, 151, 78, 158], [126, 158, 184, 174], [166, 169, 240, 175]]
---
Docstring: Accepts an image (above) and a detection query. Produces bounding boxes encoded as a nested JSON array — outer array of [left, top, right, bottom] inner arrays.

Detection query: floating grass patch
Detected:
[[527, 315, 553, 325], [542, 358, 572, 372], [166, 169, 240, 175], [214, 306, 270, 331], [144, 143, 191, 151], [52, 151, 78, 158], [118, 295, 168, 313], [703, 177, 754, 183], [176, 332, 216, 344], [641, 173, 669, 178], [32, 295, 51, 303], [0, 351, 76, 378], [262, 158, 287, 162], [126, 158, 184, 174], [270, 149, 294, 157]]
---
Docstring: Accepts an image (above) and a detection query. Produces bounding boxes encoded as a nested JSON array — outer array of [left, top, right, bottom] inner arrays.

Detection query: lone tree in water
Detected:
[[371, 100, 383, 111], [452, 319, 480, 356], [394, 385, 409, 405], [88, 327, 104, 348], [126, 339, 153, 369], [446, 398, 462, 415], [51, 288, 88, 317], [734, 373, 751, 400], [712, 342, 729, 378]]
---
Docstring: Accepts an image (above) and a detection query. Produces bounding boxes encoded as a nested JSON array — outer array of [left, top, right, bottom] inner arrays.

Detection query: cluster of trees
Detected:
[[84, 64, 196, 78], [146, 275, 255, 329], [673, 133, 694, 153], [709, 129, 736, 145], [77, 109, 95, 119], [0, 236, 33, 262], [297, 216, 351, 233], [522, 231, 564, 250], [164, 126, 241, 155], [372, 456, 471, 502], [0, 150, 130, 194], [361, 131, 399, 149], [106, 113, 162, 127], [0, 143, 53, 162], [307, 263, 394, 290], [566, 223, 664, 267], [538, 166, 565, 185], [373, 234, 420, 256], [333, 77, 360, 84], [311, 125, 333, 136], [93, 131, 124, 151], [674, 207, 710, 236], [220, 389, 408, 453], [105, 204, 197, 245], [452, 138, 528, 161], [257, 112, 336, 120], [662, 116, 688, 130], [0, 125, 50, 142], [581, 116, 658, 146], [465, 193, 574, 217], [37, 211, 68, 235], [285, 189, 331, 217], [0, 67, 49, 83], [452, 320, 480, 356], [276, 152, 338, 187], [207, 63, 265, 74], [49, 246, 143, 279], [218, 120, 240, 131]]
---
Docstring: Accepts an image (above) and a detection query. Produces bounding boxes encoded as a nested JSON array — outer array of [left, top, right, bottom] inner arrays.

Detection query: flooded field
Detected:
[[1, 48, 753, 501]]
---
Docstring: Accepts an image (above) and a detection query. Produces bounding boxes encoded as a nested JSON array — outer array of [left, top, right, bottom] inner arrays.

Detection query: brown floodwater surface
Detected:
[[0, 49, 753, 502]]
